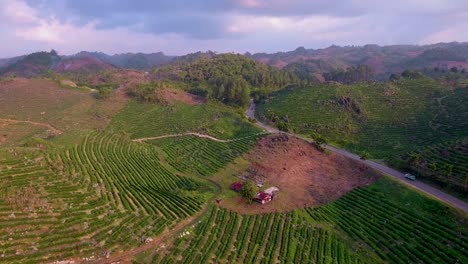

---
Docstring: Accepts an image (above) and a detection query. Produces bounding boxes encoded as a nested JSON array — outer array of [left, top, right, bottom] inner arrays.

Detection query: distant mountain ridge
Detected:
[[72, 51, 175, 69], [1, 42, 468, 79], [248, 42, 468, 79]]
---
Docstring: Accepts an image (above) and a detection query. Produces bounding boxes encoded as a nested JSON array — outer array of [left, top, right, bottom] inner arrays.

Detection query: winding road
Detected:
[[246, 99, 468, 213]]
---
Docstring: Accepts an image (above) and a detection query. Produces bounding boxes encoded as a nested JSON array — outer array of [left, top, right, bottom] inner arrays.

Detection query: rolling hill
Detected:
[[249, 42, 468, 79]]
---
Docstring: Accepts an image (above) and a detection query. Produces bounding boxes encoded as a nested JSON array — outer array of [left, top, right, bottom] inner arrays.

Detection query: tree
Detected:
[[97, 87, 113, 99], [240, 180, 257, 203], [277, 121, 289, 132], [310, 132, 327, 152], [389, 73, 400, 82], [360, 151, 370, 160]]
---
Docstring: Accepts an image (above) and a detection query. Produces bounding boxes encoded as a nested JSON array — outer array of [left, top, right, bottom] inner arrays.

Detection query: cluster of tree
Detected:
[[418, 66, 468, 86], [210, 76, 251, 107], [389, 70, 424, 81], [264, 110, 290, 132], [404, 153, 465, 193], [283, 59, 334, 85], [0, 50, 60, 78], [323, 65, 374, 84], [153, 54, 300, 107], [126, 82, 163, 103]]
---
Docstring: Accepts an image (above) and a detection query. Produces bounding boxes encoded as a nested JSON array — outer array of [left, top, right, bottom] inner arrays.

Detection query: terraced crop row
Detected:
[[305, 186, 468, 264], [257, 79, 466, 159], [404, 138, 468, 192], [150, 134, 264, 177], [111, 100, 261, 141], [0, 133, 212, 263], [147, 206, 375, 264]]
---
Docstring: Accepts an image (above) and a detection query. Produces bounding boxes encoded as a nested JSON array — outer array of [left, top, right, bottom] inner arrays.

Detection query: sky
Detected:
[[0, 0, 467, 57]]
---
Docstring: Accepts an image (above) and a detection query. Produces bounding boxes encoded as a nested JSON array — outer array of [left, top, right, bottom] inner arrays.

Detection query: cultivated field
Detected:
[[0, 133, 213, 263], [111, 100, 261, 140], [137, 206, 378, 264], [149, 134, 264, 177], [137, 177, 467, 263]]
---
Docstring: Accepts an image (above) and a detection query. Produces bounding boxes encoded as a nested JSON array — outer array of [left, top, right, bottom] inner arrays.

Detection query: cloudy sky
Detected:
[[1, 0, 467, 57]]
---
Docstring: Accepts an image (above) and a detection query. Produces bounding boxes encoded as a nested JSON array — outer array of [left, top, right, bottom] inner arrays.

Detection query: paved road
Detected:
[[246, 100, 468, 213]]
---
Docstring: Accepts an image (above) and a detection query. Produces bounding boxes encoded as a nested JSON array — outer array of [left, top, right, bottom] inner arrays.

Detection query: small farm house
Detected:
[[255, 186, 279, 204], [255, 192, 273, 204]]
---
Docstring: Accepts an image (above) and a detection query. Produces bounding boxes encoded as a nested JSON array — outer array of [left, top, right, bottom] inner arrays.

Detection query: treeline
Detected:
[[153, 54, 299, 107], [323, 65, 374, 84]]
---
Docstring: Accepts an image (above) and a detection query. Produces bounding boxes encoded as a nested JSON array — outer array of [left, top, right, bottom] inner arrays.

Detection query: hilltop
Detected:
[[249, 42, 468, 79]]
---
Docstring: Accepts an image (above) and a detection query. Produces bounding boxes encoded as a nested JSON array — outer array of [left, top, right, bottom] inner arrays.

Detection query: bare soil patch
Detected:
[[221, 134, 379, 214], [156, 88, 206, 105], [0, 78, 127, 134]]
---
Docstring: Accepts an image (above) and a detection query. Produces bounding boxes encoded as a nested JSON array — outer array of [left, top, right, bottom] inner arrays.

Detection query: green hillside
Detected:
[[256, 78, 468, 193]]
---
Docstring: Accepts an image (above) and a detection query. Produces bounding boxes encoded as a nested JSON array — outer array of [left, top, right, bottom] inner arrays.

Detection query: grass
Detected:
[[0, 78, 127, 144]]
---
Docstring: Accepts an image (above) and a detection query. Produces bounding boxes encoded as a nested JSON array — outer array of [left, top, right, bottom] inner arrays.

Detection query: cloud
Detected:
[[1, 0, 468, 58]]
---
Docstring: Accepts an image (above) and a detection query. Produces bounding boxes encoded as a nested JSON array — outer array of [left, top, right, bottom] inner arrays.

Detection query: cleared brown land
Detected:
[[156, 88, 206, 105], [0, 78, 127, 136], [221, 134, 380, 214]]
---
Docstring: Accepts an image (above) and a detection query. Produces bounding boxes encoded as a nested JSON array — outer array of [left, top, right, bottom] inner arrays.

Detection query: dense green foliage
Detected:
[[153, 54, 299, 106], [323, 65, 374, 84], [240, 180, 257, 201], [0, 51, 59, 77], [111, 100, 261, 140], [150, 134, 264, 177], [0, 133, 212, 263], [143, 206, 376, 264], [305, 177, 468, 263]]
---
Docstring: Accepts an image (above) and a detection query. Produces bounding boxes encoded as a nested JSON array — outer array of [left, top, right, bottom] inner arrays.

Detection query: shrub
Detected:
[[240, 180, 257, 202]]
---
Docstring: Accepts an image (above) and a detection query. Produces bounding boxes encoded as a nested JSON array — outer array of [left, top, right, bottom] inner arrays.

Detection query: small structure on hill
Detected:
[[230, 182, 243, 192], [255, 187, 279, 204], [255, 192, 273, 204], [263, 187, 279, 195]]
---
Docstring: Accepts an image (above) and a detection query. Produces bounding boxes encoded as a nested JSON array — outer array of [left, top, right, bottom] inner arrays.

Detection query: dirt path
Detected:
[[0, 118, 63, 135], [247, 100, 468, 213], [89, 206, 208, 264], [133, 132, 231, 143], [133, 132, 268, 143]]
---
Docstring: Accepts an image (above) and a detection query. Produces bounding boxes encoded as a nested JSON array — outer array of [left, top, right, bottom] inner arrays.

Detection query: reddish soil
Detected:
[[156, 88, 206, 105], [221, 134, 379, 214]]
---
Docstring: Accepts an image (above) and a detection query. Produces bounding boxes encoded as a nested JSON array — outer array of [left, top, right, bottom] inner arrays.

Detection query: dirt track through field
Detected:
[[133, 132, 268, 143], [0, 118, 63, 135], [246, 99, 468, 213], [91, 206, 208, 264]]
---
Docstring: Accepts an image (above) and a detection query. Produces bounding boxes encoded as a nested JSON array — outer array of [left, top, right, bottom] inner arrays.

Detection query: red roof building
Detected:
[[255, 192, 273, 204], [230, 182, 243, 192]]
